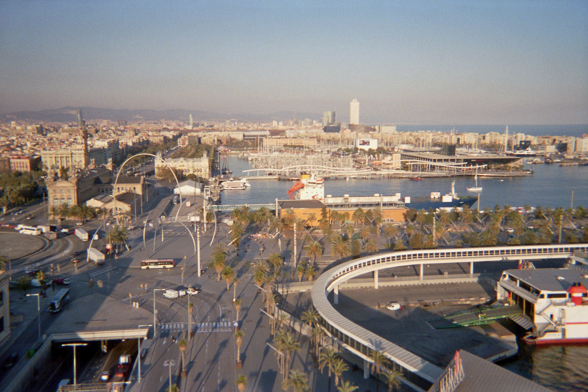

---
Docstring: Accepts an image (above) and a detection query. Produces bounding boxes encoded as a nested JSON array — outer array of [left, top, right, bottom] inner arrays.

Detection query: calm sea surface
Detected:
[[221, 156, 588, 210], [221, 155, 588, 391]]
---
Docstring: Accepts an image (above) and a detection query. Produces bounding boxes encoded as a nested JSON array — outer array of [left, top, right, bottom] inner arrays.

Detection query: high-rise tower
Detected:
[[323, 111, 336, 126], [350, 99, 359, 125]]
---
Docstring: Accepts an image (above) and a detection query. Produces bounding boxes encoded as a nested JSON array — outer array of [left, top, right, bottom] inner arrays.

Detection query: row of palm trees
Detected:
[[49, 203, 100, 223]]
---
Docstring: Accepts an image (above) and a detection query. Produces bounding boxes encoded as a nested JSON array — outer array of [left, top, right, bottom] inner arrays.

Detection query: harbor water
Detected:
[[220, 156, 588, 210], [220, 155, 588, 391]]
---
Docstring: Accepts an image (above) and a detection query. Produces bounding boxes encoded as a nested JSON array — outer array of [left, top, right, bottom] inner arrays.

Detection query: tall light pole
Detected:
[[137, 324, 152, 383], [26, 293, 41, 341], [153, 289, 165, 336], [62, 343, 87, 386], [196, 224, 201, 277], [163, 360, 176, 392]]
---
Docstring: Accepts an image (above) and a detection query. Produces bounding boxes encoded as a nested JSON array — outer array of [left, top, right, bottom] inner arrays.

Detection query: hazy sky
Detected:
[[1, 0, 587, 124]]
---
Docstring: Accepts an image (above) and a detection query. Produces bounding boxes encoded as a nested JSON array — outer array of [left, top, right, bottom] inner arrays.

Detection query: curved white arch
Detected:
[[312, 243, 588, 385]]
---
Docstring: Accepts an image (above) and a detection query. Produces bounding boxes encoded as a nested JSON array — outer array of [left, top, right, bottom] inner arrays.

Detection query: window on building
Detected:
[[0, 316, 3, 333], [0, 290, 3, 306]]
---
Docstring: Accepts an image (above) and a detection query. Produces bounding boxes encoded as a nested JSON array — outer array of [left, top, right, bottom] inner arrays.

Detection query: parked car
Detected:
[[53, 278, 71, 285], [186, 287, 200, 295], [3, 353, 18, 368], [100, 370, 110, 382], [386, 301, 402, 311], [25, 269, 40, 276]]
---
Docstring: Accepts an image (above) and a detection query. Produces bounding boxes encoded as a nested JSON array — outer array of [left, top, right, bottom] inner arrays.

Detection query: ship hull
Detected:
[[404, 197, 477, 210]]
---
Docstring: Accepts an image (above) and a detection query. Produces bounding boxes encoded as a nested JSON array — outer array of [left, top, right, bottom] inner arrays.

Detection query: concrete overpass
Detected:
[[311, 243, 588, 391]]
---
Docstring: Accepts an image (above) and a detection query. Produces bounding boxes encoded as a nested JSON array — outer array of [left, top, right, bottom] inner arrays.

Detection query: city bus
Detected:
[[48, 288, 70, 313], [140, 259, 175, 269], [19, 226, 42, 236]]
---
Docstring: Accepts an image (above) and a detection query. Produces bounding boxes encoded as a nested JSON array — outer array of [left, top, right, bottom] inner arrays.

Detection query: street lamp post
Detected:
[[26, 293, 41, 341], [137, 324, 152, 383], [62, 343, 87, 386], [153, 289, 165, 336], [163, 360, 176, 392]]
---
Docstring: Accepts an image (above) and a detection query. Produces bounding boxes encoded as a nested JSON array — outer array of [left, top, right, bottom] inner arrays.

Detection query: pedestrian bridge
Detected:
[[311, 243, 588, 391]]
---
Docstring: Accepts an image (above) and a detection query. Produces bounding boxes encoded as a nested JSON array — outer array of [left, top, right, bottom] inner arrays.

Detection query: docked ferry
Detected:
[[497, 266, 588, 345], [288, 175, 477, 211], [220, 178, 251, 191]]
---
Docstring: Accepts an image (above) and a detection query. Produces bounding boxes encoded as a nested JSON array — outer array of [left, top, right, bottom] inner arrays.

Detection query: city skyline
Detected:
[[1, 1, 587, 125]]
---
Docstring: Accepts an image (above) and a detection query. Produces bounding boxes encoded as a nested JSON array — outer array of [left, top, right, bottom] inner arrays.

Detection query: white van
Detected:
[[163, 289, 179, 299]]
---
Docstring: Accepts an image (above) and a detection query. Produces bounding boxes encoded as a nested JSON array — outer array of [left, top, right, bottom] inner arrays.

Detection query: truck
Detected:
[[74, 228, 89, 241], [38, 225, 57, 234], [113, 355, 131, 381], [87, 247, 105, 265]]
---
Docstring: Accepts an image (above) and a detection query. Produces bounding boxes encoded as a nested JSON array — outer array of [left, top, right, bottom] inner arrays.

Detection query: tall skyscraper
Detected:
[[189, 114, 193, 129], [77, 108, 84, 128], [323, 111, 336, 126], [350, 99, 359, 125]]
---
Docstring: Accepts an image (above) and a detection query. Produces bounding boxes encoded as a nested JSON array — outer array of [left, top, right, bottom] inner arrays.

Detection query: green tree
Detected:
[[384, 370, 402, 391], [337, 380, 359, 392], [370, 350, 390, 392], [282, 369, 309, 392], [236, 375, 247, 392], [319, 348, 338, 392], [331, 236, 351, 259], [211, 246, 227, 282], [222, 266, 234, 290], [235, 329, 244, 364], [303, 241, 323, 264], [15, 276, 32, 299], [332, 357, 349, 387]]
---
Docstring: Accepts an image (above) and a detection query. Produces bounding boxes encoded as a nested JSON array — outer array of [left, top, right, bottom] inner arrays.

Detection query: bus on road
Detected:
[[18, 225, 42, 235], [48, 289, 70, 313], [140, 259, 175, 269]]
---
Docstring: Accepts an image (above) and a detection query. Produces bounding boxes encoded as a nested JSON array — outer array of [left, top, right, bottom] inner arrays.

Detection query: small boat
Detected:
[[410, 177, 423, 181], [220, 178, 250, 191], [467, 174, 483, 193]]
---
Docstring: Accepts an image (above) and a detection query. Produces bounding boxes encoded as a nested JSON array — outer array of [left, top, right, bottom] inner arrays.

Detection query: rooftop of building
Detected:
[[503, 267, 588, 292], [278, 199, 325, 209]]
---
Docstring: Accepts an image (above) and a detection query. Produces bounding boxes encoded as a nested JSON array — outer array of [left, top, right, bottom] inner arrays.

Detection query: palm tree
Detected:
[[211, 246, 227, 281], [337, 380, 359, 392], [296, 265, 305, 282], [222, 266, 234, 290], [107, 225, 128, 253], [282, 369, 309, 392], [352, 208, 365, 227], [384, 370, 402, 391], [234, 298, 242, 322], [268, 253, 283, 273], [235, 329, 245, 364], [306, 266, 316, 281], [332, 357, 349, 387], [278, 331, 300, 375], [58, 203, 70, 221], [235, 375, 247, 392], [319, 348, 338, 392], [331, 235, 351, 259], [310, 326, 325, 357], [15, 277, 31, 299], [178, 339, 187, 373], [304, 240, 323, 264], [301, 309, 319, 329], [369, 350, 390, 392], [363, 239, 378, 255]]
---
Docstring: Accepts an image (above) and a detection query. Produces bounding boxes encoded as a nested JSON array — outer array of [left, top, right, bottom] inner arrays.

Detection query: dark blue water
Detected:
[[221, 155, 588, 391], [221, 157, 588, 210]]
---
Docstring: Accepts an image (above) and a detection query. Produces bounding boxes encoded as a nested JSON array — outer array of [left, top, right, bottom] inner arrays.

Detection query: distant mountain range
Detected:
[[1, 107, 322, 124]]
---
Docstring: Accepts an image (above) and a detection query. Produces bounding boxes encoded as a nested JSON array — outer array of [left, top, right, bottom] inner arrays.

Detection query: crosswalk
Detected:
[[160, 322, 185, 332], [194, 321, 234, 333]]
